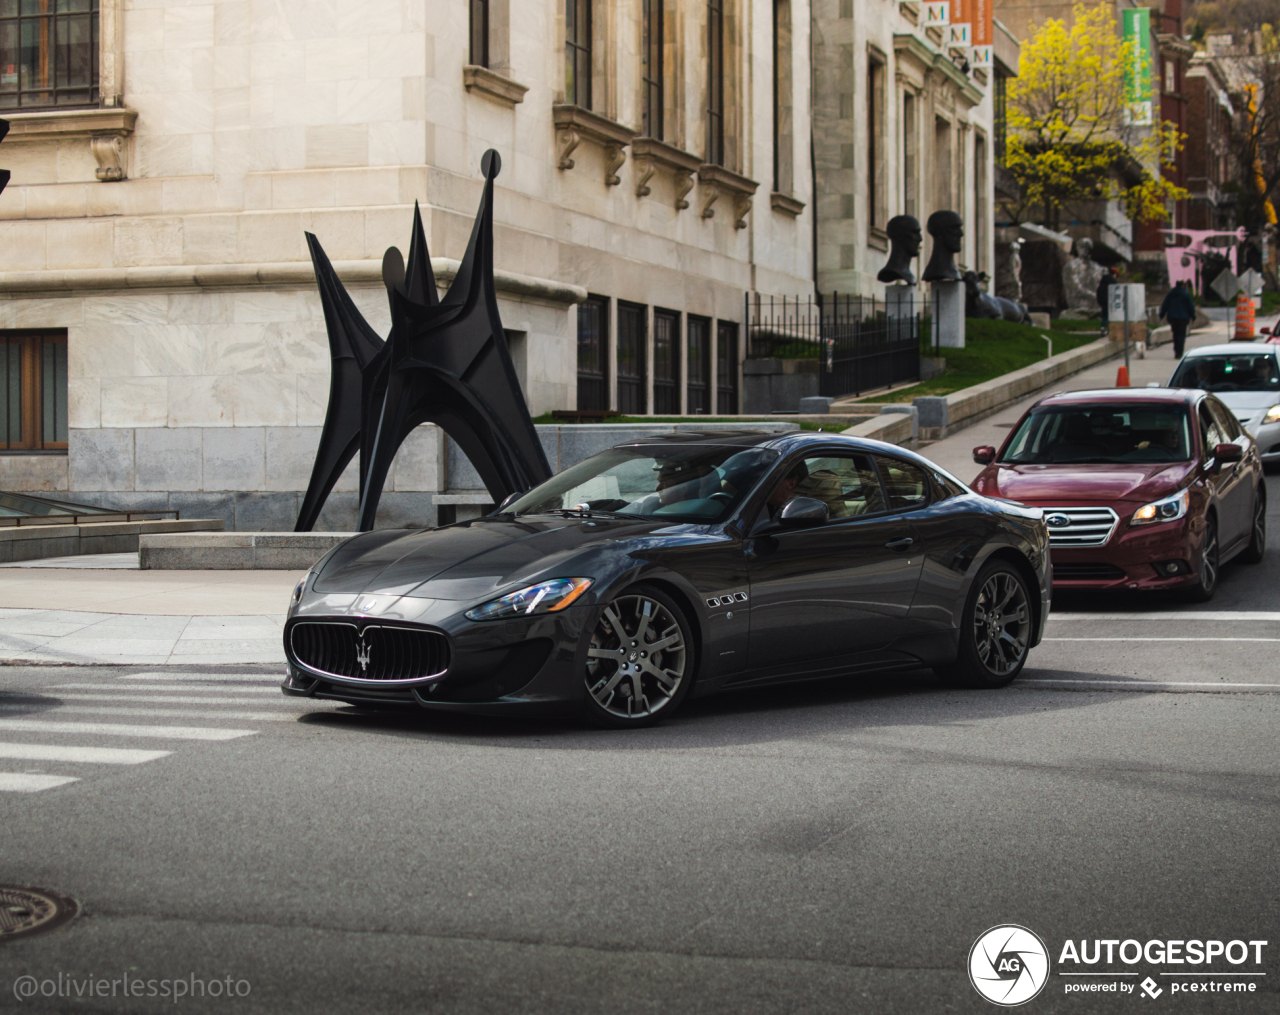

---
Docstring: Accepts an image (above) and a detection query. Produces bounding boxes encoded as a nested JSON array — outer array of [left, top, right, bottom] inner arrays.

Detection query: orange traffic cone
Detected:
[[1116, 365, 1131, 387], [1235, 293, 1255, 340]]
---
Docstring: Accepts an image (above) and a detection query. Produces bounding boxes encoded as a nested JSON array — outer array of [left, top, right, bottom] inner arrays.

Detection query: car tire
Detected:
[[580, 584, 695, 729], [935, 560, 1034, 689], [1238, 487, 1267, 565], [1183, 515, 1220, 602]]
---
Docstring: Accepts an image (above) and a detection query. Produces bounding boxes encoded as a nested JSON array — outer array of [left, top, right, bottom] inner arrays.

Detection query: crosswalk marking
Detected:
[[0, 773, 80, 792], [0, 742, 171, 764], [0, 704, 314, 723], [52, 683, 280, 694], [48, 693, 287, 706], [0, 719, 258, 741]]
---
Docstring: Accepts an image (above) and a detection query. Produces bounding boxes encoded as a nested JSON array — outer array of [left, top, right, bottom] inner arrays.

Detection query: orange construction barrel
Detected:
[[1235, 292, 1255, 340]]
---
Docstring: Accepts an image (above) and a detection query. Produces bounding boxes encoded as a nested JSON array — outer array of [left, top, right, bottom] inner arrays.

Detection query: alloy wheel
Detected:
[[585, 595, 688, 720], [1253, 497, 1266, 553], [1201, 522, 1219, 592], [972, 571, 1030, 676]]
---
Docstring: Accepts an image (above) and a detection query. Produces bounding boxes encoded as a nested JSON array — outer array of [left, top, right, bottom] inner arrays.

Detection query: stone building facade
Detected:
[[0, 0, 816, 529]]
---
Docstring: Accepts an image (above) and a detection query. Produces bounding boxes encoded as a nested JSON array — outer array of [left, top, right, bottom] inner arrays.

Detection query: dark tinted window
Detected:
[[875, 456, 929, 510], [1171, 353, 1280, 392], [576, 295, 608, 411], [653, 309, 680, 414], [617, 302, 647, 414], [1206, 398, 1242, 441], [1001, 404, 1193, 464]]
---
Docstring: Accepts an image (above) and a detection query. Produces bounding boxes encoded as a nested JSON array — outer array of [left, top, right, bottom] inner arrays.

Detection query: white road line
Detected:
[[1019, 679, 1280, 693], [1045, 637, 1280, 642], [47, 693, 290, 706], [1050, 612, 1280, 622], [117, 673, 281, 682], [0, 773, 80, 792], [0, 742, 171, 765], [52, 683, 280, 694], [0, 704, 325, 722], [0, 719, 258, 741]]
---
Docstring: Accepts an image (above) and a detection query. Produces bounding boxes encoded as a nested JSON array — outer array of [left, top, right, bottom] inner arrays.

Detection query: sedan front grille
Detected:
[[1052, 562, 1127, 581], [289, 623, 449, 683], [1041, 506, 1119, 547]]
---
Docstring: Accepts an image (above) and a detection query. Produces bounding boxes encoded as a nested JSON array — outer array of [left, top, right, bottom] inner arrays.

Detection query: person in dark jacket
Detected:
[[1097, 269, 1117, 334], [1159, 280, 1196, 358]]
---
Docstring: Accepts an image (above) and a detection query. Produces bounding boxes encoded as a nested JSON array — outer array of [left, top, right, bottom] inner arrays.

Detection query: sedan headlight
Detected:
[[291, 578, 306, 604], [1263, 404, 1280, 425], [1131, 488, 1190, 525], [465, 578, 593, 621]]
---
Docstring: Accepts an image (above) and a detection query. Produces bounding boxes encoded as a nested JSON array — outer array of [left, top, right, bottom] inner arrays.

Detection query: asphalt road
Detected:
[[0, 485, 1277, 1013]]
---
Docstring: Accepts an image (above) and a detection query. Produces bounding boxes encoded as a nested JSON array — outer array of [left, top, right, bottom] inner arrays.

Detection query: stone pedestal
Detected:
[[1108, 322, 1147, 346], [885, 284, 920, 344], [931, 281, 965, 348]]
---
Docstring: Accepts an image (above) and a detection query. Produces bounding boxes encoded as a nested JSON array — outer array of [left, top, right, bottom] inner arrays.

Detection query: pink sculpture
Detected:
[[1161, 228, 1247, 290]]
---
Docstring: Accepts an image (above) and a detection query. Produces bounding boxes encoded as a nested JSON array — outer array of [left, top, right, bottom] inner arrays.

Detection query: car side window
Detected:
[[793, 454, 887, 519], [1207, 399, 1242, 441], [930, 469, 968, 500], [1199, 404, 1225, 457], [875, 456, 930, 510]]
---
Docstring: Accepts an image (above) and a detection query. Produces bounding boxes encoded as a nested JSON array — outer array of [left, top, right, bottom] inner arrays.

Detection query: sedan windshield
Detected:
[[505, 446, 780, 523], [1170, 353, 1280, 392], [1000, 405, 1193, 464]]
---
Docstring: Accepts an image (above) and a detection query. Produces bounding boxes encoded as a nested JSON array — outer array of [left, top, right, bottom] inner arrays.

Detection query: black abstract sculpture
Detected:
[[922, 210, 964, 282], [877, 215, 922, 284], [0, 118, 10, 197], [296, 149, 552, 532]]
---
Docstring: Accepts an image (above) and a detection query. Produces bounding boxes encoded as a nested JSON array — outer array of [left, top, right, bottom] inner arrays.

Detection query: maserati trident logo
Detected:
[[1045, 513, 1071, 528], [355, 634, 372, 674]]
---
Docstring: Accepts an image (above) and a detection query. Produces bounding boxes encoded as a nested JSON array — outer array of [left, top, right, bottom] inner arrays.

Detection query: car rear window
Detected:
[[1170, 353, 1280, 392], [1000, 405, 1193, 465]]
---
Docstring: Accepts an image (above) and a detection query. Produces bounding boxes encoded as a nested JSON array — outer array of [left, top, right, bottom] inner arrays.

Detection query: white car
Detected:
[[1169, 343, 1280, 469]]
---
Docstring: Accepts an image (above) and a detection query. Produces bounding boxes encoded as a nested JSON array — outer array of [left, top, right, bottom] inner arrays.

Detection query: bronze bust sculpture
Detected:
[[922, 210, 964, 282], [878, 215, 923, 284]]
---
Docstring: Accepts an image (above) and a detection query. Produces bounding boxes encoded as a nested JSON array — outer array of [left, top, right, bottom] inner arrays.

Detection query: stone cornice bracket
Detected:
[[629, 137, 703, 207], [770, 192, 805, 217], [697, 164, 759, 229], [551, 104, 636, 186], [3, 108, 137, 182], [91, 135, 126, 181], [463, 65, 529, 107]]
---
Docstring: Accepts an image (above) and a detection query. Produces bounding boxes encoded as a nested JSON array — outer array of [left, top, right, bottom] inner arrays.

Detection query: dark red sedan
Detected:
[[971, 388, 1266, 600]]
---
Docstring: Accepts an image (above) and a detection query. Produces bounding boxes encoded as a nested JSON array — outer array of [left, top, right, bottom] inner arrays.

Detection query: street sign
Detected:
[[1108, 283, 1145, 323], [1210, 268, 1240, 304], [1239, 268, 1263, 296]]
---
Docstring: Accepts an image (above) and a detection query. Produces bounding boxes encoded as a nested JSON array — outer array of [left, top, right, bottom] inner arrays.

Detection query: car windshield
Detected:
[[1170, 353, 1280, 392], [505, 445, 780, 523], [1000, 404, 1193, 464]]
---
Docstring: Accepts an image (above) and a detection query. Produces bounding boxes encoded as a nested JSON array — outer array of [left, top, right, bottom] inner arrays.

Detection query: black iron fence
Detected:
[[744, 292, 921, 399]]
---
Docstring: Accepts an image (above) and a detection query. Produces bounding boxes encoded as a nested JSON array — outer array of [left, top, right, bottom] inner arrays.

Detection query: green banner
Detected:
[[1122, 8, 1154, 126]]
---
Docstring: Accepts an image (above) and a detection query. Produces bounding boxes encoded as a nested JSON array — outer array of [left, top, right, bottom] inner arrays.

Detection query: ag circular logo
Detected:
[[968, 925, 1050, 1006]]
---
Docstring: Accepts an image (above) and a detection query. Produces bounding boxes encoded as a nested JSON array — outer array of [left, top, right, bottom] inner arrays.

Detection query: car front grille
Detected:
[[289, 622, 449, 683], [1052, 562, 1127, 582], [1041, 506, 1119, 547]]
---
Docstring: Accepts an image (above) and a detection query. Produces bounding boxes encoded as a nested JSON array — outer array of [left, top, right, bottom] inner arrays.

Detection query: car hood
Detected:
[[311, 515, 703, 600], [1211, 390, 1280, 422], [974, 461, 1196, 504]]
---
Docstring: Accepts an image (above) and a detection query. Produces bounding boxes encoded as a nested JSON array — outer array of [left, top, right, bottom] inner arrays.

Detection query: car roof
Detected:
[[616, 430, 789, 448], [1034, 387, 1197, 408], [615, 429, 952, 469], [1181, 343, 1278, 357]]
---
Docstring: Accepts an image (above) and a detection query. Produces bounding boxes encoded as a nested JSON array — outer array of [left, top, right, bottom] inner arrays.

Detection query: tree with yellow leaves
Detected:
[[1004, 3, 1188, 230]]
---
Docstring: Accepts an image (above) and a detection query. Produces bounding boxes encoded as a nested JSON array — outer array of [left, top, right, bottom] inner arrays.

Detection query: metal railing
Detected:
[[745, 292, 921, 399]]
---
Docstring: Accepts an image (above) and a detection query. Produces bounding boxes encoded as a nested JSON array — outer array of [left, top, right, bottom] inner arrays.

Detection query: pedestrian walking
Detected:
[[1097, 269, 1117, 335], [1159, 280, 1196, 358]]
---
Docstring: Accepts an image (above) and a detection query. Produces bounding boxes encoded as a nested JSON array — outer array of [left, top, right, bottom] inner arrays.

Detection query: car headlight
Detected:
[[1263, 404, 1280, 424], [1131, 488, 1190, 525], [465, 578, 594, 621]]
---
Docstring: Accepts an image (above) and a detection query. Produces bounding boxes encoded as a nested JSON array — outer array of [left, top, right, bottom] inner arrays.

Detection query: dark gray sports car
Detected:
[[282, 431, 1050, 727]]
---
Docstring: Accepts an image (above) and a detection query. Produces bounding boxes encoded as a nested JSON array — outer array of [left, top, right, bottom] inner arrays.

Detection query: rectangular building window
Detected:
[[617, 301, 648, 415], [994, 74, 1007, 166], [902, 91, 917, 218], [1, 333, 68, 450], [469, 0, 489, 67], [687, 315, 711, 414], [867, 54, 886, 230], [716, 321, 738, 414], [0, 0, 99, 110], [653, 309, 680, 414], [642, 0, 663, 139], [706, 0, 724, 165], [975, 133, 988, 274], [934, 116, 951, 214], [565, 0, 592, 108], [772, 0, 793, 194], [576, 296, 608, 411]]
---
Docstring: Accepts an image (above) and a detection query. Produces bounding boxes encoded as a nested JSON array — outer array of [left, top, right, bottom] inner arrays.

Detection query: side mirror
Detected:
[[777, 496, 830, 527], [972, 445, 996, 465], [496, 491, 522, 512], [1215, 442, 1243, 464]]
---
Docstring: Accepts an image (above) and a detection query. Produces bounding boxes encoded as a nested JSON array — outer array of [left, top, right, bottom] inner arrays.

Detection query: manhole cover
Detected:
[[0, 886, 79, 942]]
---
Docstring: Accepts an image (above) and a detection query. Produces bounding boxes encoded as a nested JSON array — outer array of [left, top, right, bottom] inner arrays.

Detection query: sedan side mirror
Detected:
[[777, 496, 829, 527], [1215, 442, 1243, 464], [973, 445, 996, 465]]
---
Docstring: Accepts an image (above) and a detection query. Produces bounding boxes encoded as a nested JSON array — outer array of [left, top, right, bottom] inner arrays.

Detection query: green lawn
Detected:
[[851, 318, 1101, 404]]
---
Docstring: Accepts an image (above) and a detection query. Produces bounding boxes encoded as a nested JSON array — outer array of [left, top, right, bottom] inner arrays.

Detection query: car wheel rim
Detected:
[[585, 595, 687, 719], [1202, 525, 1219, 589], [972, 572, 1030, 676], [1253, 498, 1266, 551]]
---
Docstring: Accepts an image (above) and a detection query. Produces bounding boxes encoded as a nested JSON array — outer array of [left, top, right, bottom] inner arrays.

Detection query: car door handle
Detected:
[[885, 537, 914, 551]]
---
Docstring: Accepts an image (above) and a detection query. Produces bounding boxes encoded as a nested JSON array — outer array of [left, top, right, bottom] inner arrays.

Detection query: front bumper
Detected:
[[1250, 421, 1280, 462], [1049, 512, 1201, 590]]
